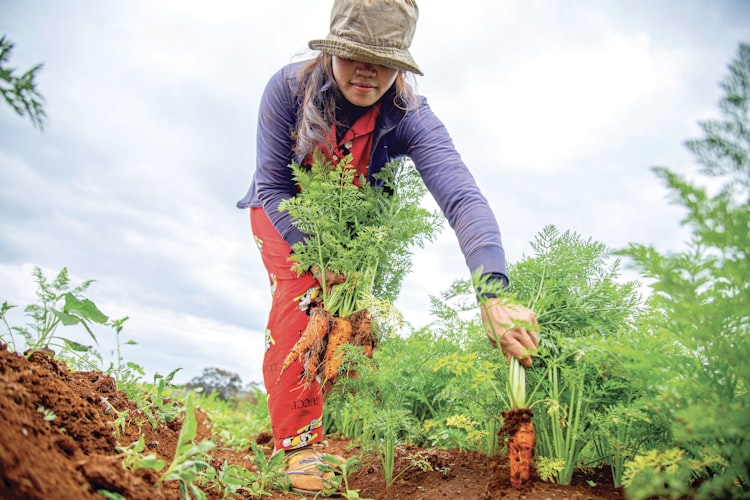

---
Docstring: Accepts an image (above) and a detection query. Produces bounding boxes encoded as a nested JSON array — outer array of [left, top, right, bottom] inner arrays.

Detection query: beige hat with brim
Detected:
[[308, 0, 423, 76]]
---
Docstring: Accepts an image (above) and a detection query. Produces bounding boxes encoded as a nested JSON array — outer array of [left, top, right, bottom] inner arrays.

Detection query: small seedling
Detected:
[[36, 405, 57, 422], [320, 454, 372, 500]]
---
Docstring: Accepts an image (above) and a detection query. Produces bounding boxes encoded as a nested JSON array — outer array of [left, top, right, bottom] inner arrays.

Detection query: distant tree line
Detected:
[[185, 367, 261, 402]]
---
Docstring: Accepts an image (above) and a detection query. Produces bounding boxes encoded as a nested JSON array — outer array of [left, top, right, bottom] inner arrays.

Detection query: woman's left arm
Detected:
[[401, 97, 507, 278], [401, 98, 540, 366]]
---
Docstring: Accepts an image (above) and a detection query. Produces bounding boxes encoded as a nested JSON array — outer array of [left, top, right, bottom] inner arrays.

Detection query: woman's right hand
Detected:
[[310, 265, 346, 296]]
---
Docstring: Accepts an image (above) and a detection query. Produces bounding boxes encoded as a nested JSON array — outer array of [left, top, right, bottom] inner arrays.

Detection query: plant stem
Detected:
[[508, 357, 526, 409]]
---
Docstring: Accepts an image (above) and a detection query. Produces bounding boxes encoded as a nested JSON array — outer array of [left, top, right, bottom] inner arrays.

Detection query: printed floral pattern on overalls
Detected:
[[281, 418, 323, 449], [294, 286, 321, 313], [264, 328, 274, 352]]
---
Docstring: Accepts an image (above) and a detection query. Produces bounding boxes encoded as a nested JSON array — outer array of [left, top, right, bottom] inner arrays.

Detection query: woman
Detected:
[[236, 0, 539, 493]]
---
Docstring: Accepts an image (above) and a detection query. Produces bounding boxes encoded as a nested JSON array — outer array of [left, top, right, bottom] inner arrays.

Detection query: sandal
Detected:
[[281, 446, 344, 495]]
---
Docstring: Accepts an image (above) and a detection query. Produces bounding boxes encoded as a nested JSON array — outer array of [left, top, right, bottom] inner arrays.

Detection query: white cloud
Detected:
[[484, 34, 675, 170]]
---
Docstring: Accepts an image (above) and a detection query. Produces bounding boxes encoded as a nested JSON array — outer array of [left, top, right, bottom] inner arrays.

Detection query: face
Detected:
[[332, 56, 399, 107]]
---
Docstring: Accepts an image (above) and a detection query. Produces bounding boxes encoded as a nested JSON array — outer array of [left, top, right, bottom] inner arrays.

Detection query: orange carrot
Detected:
[[501, 408, 535, 488], [303, 336, 327, 386], [509, 421, 535, 487], [351, 309, 376, 358], [322, 316, 353, 385], [277, 307, 331, 382], [303, 352, 318, 386]]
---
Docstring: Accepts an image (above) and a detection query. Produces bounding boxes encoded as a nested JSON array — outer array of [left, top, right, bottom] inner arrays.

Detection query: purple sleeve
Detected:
[[252, 65, 308, 247], [399, 97, 507, 277]]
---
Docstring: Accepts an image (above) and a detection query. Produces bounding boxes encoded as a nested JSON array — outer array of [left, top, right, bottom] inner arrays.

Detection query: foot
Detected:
[[281, 446, 344, 495]]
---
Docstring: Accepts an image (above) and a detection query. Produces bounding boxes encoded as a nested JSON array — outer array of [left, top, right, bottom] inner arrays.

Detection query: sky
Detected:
[[1, 1, 748, 387]]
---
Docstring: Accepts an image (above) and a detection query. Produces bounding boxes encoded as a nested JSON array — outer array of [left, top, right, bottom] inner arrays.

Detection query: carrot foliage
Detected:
[[279, 150, 443, 318]]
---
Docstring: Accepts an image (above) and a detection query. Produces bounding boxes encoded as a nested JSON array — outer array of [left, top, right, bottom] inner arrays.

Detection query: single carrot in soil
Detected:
[[500, 408, 535, 488], [277, 307, 331, 382], [322, 316, 353, 386]]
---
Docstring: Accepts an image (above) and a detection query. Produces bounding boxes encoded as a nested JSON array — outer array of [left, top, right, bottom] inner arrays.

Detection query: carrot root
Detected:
[[350, 309, 376, 357], [302, 336, 326, 386], [277, 307, 331, 382], [322, 316, 353, 386], [509, 421, 534, 487], [500, 408, 535, 488]]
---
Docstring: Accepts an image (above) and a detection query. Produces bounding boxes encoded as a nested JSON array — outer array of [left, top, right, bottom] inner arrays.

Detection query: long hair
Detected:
[[293, 53, 418, 161]]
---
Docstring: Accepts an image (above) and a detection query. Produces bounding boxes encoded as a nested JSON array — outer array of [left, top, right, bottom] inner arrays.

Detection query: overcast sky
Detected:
[[1, 1, 748, 386]]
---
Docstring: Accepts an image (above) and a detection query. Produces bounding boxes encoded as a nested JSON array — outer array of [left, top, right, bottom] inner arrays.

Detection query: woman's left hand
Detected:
[[310, 264, 346, 296], [480, 298, 540, 368]]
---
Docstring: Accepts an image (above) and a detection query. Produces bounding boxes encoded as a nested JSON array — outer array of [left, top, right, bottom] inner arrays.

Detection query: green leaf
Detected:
[[135, 455, 166, 472], [97, 490, 127, 500], [60, 337, 92, 352], [132, 436, 147, 453], [63, 293, 108, 323], [52, 309, 80, 326], [176, 395, 198, 453]]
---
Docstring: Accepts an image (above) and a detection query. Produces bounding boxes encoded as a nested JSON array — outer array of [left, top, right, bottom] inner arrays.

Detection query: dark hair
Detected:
[[293, 53, 417, 160]]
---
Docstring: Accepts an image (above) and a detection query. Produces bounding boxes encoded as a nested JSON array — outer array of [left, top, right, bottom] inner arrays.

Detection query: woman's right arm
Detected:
[[253, 64, 309, 247]]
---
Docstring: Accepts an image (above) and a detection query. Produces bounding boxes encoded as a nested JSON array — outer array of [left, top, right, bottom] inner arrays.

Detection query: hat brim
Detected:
[[309, 35, 423, 76]]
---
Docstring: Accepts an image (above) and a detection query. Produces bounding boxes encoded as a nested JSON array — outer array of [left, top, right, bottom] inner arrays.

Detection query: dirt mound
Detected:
[[0, 344, 178, 499], [0, 344, 624, 499]]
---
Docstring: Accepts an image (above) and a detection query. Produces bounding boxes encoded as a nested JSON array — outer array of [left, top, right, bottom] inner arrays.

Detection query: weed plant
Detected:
[[203, 441, 290, 498], [319, 454, 373, 500], [1, 267, 114, 360]]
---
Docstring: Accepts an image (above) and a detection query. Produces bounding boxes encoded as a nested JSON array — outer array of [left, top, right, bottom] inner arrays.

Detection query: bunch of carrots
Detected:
[[277, 307, 376, 390], [277, 150, 442, 391]]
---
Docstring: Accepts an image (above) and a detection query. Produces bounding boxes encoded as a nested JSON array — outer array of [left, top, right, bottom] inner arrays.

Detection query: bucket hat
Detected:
[[309, 0, 423, 75]]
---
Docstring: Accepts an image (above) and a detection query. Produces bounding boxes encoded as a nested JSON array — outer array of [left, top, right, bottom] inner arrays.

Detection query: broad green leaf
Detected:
[[63, 293, 108, 323]]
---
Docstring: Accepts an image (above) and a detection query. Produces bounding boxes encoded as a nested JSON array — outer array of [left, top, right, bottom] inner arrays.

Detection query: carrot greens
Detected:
[[277, 150, 443, 388], [279, 149, 443, 318]]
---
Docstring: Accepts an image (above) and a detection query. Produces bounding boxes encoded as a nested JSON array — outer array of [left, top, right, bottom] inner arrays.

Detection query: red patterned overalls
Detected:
[[250, 104, 381, 451]]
